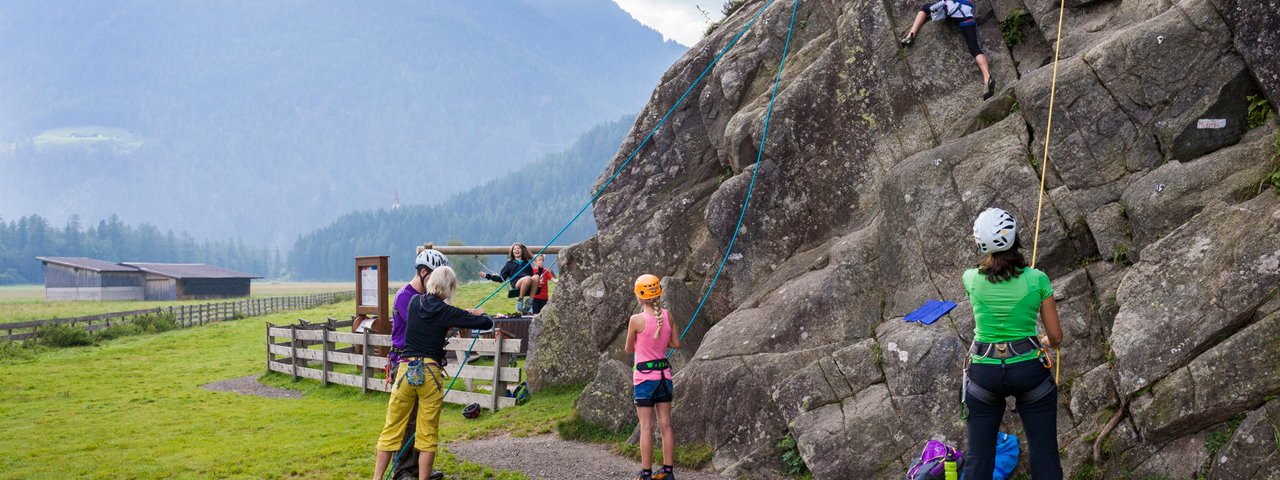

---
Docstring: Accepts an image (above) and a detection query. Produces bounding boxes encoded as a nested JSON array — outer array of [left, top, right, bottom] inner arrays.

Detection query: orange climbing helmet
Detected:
[[634, 274, 662, 299]]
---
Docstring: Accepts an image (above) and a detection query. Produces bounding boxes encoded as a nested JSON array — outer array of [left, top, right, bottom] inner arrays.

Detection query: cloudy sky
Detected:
[[612, 0, 724, 47]]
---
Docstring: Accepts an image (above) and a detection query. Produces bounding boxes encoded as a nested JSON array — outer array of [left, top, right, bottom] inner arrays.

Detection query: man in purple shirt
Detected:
[[392, 249, 449, 363], [388, 248, 448, 480]]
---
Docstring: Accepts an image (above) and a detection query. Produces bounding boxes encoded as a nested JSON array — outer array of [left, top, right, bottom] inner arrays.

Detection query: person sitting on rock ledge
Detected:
[[900, 0, 996, 100], [961, 208, 1064, 479]]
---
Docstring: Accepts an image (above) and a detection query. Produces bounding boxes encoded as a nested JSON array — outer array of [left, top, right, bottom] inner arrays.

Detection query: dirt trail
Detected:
[[447, 434, 730, 480]]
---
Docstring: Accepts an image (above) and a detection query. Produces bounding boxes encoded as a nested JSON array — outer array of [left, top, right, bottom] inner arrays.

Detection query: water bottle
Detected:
[[944, 449, 958, 480]]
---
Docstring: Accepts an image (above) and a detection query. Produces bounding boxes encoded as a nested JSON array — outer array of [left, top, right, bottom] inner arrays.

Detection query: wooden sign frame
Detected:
[[354, 255, 389, 334]]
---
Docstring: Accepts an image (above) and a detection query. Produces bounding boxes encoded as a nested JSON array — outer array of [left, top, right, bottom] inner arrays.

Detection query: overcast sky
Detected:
[[612, 0, 724, 47]]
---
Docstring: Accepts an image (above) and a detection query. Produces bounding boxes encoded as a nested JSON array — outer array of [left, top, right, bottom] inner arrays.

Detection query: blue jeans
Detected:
[[964, 360, 1062, 479]]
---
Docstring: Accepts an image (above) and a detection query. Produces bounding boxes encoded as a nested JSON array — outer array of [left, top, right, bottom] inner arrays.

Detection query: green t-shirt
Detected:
[[963, 267, 1053, 364]]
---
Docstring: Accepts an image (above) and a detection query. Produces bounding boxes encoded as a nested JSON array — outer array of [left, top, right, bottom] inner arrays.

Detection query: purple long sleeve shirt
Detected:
[[389, 282, 421, 363]]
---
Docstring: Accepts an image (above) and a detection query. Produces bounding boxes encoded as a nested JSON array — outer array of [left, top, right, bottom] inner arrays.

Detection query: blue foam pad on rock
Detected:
[[904, 300, 957, 325]]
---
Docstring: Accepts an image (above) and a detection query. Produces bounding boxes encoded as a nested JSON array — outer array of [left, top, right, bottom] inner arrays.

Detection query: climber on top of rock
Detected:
[[961, 208, 1064, 479], [900, 0, 995, 100]]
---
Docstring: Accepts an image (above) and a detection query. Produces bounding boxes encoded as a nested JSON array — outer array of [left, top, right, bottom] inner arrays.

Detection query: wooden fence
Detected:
[[265, 319, 523, 411], [0, 291, 353, 342]]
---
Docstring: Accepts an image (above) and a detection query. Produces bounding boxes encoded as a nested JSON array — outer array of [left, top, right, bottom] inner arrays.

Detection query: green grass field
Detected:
[[0, 283, 574, 479]]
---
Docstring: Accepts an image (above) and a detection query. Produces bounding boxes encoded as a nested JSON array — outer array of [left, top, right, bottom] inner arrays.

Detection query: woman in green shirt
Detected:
[[963, 208, 1064, 479]]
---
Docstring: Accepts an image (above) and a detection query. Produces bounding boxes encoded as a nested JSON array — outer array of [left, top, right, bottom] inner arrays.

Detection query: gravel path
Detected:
[[202, 374, 302, 399], [447, 434, 729, 480]]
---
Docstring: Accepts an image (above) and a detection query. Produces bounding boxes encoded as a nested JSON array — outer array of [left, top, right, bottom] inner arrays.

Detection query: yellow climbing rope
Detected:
[[1029, 0, 1069, 385]]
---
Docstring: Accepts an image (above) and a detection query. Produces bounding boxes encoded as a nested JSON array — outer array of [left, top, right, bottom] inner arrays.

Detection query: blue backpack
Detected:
[[506, 381, 530, 405]]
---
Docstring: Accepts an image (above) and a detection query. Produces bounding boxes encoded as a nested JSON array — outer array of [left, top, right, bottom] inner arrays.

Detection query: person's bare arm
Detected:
[[1040, 297, 1063, 348], [668, 317, 682, 349], [624, 315, 640, 354]]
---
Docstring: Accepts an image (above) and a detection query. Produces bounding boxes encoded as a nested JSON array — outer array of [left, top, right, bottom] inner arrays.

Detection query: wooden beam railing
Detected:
[[265, 320, 523, 411]]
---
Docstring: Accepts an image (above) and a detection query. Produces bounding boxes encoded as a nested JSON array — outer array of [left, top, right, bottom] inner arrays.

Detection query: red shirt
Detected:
[[531, 267, 554, 300]]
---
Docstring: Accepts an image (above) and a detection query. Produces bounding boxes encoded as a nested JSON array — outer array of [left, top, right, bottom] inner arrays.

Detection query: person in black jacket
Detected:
[[374, 266, 493, 480], [479, 243, 538, 314]]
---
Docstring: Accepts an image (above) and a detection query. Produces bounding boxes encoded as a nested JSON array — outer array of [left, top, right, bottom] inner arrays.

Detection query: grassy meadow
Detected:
[[0, 283, 576, 479]]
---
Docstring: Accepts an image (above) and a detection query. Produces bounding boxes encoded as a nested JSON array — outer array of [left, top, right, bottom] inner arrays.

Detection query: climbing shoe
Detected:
[[636, 470, 653, 480], [900, 31, 916, 46], [983, 78, 996, 100], [430, 471, 444, 480], [653, 466, 676, 480]]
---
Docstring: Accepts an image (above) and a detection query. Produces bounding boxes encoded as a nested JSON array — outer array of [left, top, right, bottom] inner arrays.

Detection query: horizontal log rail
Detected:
[[1, 291, 354, 342], [265, 319, 523, 411]]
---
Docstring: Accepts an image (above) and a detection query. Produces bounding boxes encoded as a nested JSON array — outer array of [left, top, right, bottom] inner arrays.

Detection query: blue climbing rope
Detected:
[[384, 2, 784, 477], [673, 0, 801, 354]]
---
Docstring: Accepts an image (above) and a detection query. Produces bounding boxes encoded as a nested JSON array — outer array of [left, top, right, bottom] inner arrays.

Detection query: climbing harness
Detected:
[[673, 0, 802, 354], [383, 3, 791, 478], [635, 357, 674, 400], [962, 336, 1056, 411], [968, 337, 1040, 360], [635, 358, 671, 372]]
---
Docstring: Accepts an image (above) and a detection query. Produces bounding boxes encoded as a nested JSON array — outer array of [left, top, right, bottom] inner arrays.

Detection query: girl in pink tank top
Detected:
[[625, 274, 682, 480]]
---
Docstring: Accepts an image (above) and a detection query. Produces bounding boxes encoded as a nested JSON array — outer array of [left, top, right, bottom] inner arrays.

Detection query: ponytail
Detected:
[[641, 296, 664, 339]]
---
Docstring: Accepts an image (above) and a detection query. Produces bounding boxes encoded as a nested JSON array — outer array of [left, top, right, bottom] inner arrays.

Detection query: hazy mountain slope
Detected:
[[0, 0, 683, 246], [288, 116, 632, 281]]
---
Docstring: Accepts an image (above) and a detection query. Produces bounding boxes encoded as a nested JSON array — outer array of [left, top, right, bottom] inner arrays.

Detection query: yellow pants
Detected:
[[376, 361, 445, 452]]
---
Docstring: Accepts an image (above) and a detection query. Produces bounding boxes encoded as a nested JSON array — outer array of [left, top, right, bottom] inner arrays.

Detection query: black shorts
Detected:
[[531, 298, 547, 314], [918, 3, 983, 56]]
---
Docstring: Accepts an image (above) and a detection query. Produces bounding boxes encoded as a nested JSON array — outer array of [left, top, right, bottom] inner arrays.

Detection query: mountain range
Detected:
[[0, 0, 683, 247]]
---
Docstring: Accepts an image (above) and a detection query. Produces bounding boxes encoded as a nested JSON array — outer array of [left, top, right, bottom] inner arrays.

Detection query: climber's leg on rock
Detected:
[[957, 21, 994, 99], [902, 7, 930, 45]]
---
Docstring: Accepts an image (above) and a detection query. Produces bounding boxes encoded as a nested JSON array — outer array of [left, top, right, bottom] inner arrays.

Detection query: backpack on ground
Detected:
[[907, 440, 965, 480], [506, 381, 530, 405]]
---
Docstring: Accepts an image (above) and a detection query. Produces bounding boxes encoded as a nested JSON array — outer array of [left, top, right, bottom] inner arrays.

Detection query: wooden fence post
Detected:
[[491, 328, 504, 411], [321, 327, 330, 387], [289, 325, 298, 380], [361, 330, 370, 393], [265, 322, 272, 373]]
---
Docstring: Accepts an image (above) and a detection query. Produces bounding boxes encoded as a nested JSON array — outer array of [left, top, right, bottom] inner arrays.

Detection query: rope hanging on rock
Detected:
[[383, 2, 785, 477], [673, 0, 802, 354], [1029, 0, 1069, 386]]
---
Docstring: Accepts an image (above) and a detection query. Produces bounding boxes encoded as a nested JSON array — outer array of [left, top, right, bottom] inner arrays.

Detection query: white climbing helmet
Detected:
[[415, 249, 449, 271], [973, 208, 1018, 254]]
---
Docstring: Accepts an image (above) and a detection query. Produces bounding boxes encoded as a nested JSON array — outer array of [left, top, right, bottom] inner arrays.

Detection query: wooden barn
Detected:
[[122, 263, 259, 300], [37, 257, 145, 301], [37, 257, 259, 301]]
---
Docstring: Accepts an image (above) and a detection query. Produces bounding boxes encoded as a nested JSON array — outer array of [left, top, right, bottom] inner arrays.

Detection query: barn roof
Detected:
[[37, 257, 140, 273], [122, 263, 261, 280]]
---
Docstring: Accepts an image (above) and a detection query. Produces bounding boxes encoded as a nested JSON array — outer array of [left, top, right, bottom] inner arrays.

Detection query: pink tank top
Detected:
[[633, 309, 672, 385]]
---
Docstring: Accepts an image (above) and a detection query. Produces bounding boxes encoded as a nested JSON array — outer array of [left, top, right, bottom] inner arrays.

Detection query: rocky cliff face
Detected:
[[527, 0, 1280, 477]]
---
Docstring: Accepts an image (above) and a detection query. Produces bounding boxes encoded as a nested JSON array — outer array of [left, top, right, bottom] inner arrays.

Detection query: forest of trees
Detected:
[[0, 214, 275, 285], [286, 117, 632, 281]]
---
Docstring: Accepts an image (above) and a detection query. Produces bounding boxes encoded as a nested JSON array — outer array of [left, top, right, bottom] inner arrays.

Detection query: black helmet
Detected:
[[462, 403, 481, 419]]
